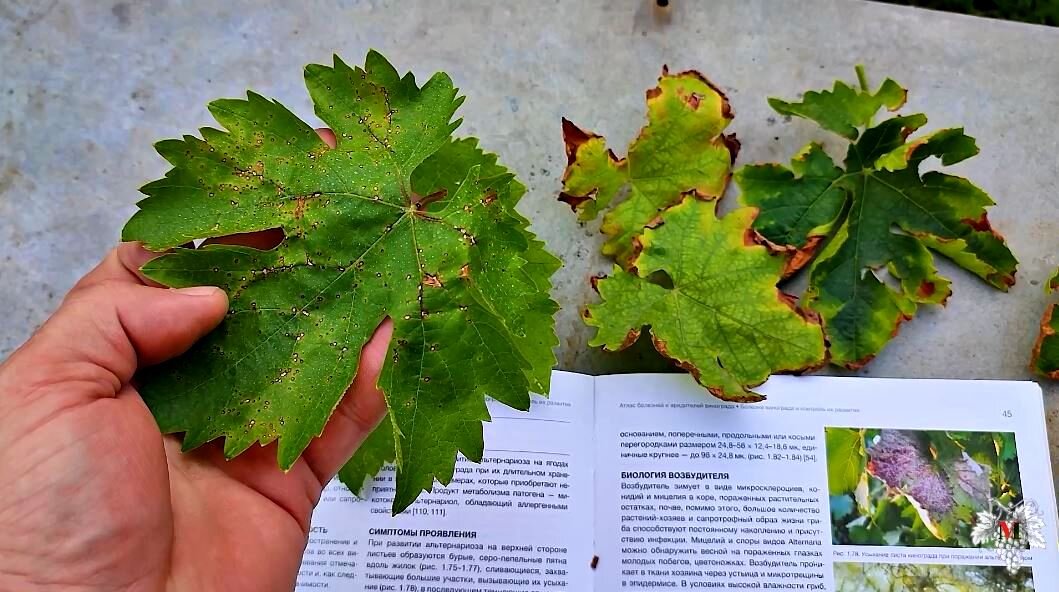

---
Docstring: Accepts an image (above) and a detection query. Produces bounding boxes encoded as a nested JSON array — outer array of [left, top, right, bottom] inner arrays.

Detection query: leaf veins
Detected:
[[122, 52, 560, 514]]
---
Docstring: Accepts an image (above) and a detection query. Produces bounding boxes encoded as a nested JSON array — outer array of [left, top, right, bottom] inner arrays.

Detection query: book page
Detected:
[[296, 371, 595, 591], [592, 373, 1059, 591]]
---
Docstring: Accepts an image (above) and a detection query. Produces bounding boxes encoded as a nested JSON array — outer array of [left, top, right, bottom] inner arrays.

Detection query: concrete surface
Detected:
[[3, 1, 1059, 479]]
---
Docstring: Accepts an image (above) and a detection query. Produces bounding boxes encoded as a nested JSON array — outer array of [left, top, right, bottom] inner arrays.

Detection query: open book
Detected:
[[296, 372, 1059, 591]]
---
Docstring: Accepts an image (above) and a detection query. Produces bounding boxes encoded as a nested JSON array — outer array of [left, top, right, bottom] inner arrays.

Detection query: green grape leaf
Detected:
[[121, 51, 559, 514], [738, 69, 1017, 368], [1031, 267, 1059, 378], [826, 428, 866, 496], [584, 197, 825, 401], [767, 65, 906, 140], [732, 143, 845, 276], [559, 67, 738, 264]]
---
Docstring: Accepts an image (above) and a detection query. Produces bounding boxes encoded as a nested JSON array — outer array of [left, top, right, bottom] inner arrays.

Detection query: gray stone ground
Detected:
[[3, 1, 1059, 482]]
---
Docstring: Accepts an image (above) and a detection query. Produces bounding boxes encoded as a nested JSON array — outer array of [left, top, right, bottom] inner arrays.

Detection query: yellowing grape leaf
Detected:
[[559, 68, 823, 400], [1030, 268, 1059, 378], [585, 196, 825, 401], [559, 67, 738, 264], [121, 52, 560, 514], [737, 69, 1017, 368]]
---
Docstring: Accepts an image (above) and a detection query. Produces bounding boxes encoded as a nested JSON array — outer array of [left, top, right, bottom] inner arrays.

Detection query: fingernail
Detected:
[[174, 286, 225, 298]]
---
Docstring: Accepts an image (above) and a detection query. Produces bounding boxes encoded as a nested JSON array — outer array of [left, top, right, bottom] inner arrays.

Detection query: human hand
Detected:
[[0, 130, 392, 592]]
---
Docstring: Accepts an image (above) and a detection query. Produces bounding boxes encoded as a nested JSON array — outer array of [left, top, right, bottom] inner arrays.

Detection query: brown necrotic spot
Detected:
[[722, 134, 741, 163], [560, 118, 602, 165], [412, 188, 447, 210], [423, 273, 443, 288], [961, 212, 993, 232], [916, 281, 936, 299], [558, 190, 597, 212]]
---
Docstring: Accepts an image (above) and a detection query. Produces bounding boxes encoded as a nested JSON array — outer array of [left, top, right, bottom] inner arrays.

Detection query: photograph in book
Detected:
[[825, 427, 1021, 548], [833, 562, 1034, 591]]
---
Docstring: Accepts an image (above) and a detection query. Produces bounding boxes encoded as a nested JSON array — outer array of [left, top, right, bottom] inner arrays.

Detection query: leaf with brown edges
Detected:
[[584, 196, 825, 401], [559, 67, 738, 265], [1031, 268, 1059, 379]]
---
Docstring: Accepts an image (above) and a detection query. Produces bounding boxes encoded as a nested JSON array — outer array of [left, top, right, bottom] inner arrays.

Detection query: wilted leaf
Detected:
[[122, 52, 559, 514], [558, 69, 824, 399], [559, 67, 737, 264], [584, 197, 824, 400], [738, 69, 1017, 367], [1031, 267, 1059, 378]]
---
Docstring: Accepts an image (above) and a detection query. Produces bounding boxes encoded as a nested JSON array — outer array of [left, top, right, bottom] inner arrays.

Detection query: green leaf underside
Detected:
[[121, 52, 559, 514], [737, 70, 1017, 367], [559, 68, 736, 264], [585, 197, 824, 401]]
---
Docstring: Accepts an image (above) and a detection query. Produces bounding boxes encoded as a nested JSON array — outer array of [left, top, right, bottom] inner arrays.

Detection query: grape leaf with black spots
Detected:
[[122, 51, 560, 514]]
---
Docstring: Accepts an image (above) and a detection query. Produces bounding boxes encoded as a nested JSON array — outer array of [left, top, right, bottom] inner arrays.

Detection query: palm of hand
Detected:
[[0, 238, 389, 592], [0, 380, 310, 591]]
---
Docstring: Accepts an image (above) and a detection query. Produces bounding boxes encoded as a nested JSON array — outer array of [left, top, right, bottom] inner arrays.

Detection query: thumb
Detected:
[[10, 282, 228, 393]]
